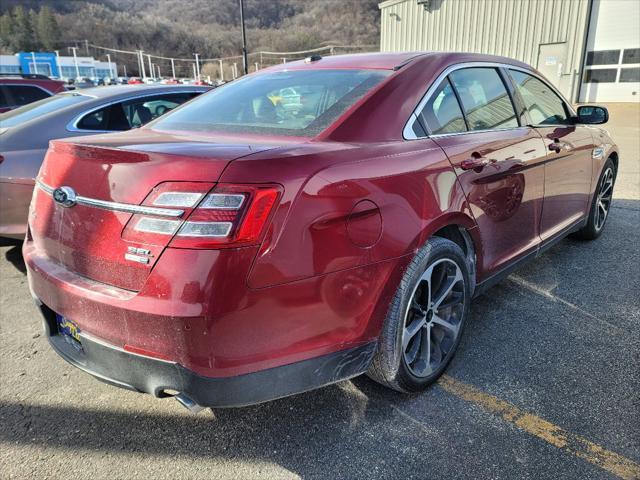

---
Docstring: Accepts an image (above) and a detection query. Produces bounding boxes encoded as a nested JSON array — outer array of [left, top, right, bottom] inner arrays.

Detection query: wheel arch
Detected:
[[415, 212, 481, 294], [608, 150, 619, 172]]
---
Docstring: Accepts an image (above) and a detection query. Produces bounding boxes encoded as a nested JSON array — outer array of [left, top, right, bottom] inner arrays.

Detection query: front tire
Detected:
[[573, 158, 616, 240], [367, 237, 471, 393]]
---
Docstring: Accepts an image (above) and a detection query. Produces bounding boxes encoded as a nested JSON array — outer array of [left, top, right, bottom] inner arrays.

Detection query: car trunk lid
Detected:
[[29, 133, 278, 291]]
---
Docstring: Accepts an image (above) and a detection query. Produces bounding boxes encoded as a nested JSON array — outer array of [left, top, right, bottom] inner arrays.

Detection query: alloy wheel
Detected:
[[402, 258, 466, 378], [595, 167, 614, 231]]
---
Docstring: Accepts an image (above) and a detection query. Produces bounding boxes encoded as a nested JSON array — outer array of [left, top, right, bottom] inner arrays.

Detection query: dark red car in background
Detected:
[[0, 74, 66, 112], [24, 52, 617, 410]]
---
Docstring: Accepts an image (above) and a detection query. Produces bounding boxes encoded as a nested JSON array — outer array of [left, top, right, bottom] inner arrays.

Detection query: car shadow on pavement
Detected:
[[0, 378, 430, 479], [0, 238, 26, 274]]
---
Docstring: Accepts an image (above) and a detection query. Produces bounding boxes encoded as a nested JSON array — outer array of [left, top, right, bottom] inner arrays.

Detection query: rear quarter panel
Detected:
[[219, 139, 475, 289]]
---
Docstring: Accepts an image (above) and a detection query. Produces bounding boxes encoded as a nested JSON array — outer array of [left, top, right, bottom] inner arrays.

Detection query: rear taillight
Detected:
[[122, 182, 282, 249], [171, 184, 282, 249]]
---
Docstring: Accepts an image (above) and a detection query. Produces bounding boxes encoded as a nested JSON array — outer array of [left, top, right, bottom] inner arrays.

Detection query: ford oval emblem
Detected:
[[52, 186, 77, 208]]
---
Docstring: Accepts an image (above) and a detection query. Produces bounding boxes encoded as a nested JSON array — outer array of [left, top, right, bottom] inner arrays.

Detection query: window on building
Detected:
[[619, 68, 640, 83], [28, 62, 52, 76], [583, 69, 618, 83], [449, 68, 519, 131], [417, 78, 467, 135], [509, 70, 569, 125], [586, 50, 621, 66], [622, 48, 640, 64], [0, 65, 21, 74]]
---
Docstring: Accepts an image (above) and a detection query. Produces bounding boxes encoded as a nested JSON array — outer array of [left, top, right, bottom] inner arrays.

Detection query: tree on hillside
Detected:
[[0, 12, 13, 53], [35, 6, 61, 50], [12, 6, 36, 52]]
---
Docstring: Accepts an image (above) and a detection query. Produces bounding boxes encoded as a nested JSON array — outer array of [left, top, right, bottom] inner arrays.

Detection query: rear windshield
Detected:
[[0, 92, 89, 127], [152, 69, 392, 137]]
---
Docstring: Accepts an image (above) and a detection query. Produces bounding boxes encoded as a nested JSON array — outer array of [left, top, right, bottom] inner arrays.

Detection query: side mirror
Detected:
[[576, 105, 609, 125]]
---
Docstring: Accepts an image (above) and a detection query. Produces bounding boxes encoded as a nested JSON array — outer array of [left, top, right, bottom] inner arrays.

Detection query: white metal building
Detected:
[[379, 0, 640, 103]]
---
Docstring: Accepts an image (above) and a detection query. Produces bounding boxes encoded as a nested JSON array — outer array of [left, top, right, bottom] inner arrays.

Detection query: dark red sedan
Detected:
[[0, 74, 66, 112], [24, 53, 618, 410]]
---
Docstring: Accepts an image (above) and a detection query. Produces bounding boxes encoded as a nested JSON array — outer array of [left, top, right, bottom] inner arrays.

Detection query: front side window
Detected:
[[417, 78, 467, 135], [509, 70, 569, 125], [448, 68, 519, 131], [123, 93, 195, 128], [77, 93, 197, 131], [153, 69, 392, 137]]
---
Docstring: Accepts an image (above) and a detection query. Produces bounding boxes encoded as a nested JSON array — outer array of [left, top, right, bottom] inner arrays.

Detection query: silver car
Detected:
[[0, 84, 211, 239]]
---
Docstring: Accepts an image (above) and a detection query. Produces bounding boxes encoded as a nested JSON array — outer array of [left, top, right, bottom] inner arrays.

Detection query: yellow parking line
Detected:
[[438, 375, 640, 480]]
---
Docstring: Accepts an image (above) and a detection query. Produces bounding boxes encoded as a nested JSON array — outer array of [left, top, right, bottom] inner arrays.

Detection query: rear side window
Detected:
[[5, 85, 51, 106], [509, 70, 569, 125], [449, 68, 519, 131], [418, 78, 467, 135], [153, 69, 392, 137]]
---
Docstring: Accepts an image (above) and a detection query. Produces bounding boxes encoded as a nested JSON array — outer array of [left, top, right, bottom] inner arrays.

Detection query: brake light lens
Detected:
[[122, 182, 282, 249], [171, 184, 282, 249]]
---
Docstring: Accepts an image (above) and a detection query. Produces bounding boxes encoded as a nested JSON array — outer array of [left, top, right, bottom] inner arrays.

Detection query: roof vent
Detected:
[[304, 55, 322, 63]]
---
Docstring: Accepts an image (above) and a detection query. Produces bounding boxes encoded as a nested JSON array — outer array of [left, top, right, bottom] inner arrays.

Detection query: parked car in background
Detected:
[[23, 53, 617, 411], [73, 77, 96, 89], [0, 74, 66, 113], [0, 84, 210, 239], [128, 77, 144, 84]]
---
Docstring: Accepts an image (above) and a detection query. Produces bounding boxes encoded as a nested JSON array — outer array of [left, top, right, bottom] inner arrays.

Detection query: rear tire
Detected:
[[572, 158, 616, 240], [367, 237, 471, 393]]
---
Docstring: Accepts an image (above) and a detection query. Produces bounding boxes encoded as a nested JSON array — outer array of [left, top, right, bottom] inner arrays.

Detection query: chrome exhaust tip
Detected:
[[174, 393, 206, 414]]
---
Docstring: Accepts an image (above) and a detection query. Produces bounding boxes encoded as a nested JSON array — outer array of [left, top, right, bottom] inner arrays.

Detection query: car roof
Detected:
[[0, 77, 64, 86], [73, 84, 211, 99], [264, 51, 531, 72]]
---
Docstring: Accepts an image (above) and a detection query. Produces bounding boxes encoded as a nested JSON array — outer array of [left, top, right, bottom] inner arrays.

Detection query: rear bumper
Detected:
[[38, 300, 375, 408]]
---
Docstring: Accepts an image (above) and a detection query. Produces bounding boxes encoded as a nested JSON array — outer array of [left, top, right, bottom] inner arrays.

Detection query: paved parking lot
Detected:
[[1, 104, 638, 479]]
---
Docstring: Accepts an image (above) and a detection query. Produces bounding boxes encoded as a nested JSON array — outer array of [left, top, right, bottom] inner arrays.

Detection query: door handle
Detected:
[[548, 139, 571, 153], [459, 153, 493, 170]]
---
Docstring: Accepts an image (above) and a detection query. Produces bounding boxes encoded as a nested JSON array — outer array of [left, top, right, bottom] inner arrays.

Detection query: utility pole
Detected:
[[171, 58, 176, 79], [147, 54, 153, 79], [219, 59, 224, 82], [85, 39, 89, 55], [106, 53, 113, 79], [239, 0, 248, 75], [192, 63, 197, 81], [123, 64, 127, 77], [139, 50, 146, 79], [156, 64, 161, 78], [70, 46, 80, 79], [194, 53, 201, 81]]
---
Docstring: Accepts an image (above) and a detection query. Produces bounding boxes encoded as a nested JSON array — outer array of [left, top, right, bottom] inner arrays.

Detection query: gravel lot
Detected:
[[1, 104, 638, 479]]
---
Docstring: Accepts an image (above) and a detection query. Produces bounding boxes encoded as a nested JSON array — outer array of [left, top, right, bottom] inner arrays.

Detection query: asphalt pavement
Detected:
[[0, 104, 638, 479]]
